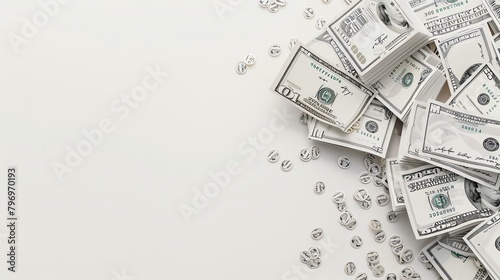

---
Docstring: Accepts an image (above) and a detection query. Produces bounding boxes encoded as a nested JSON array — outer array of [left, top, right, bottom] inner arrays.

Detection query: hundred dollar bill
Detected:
[[401, 0, 490, 37], [437, 230, 475, 256], [436, 24, 496, 92], [326, 0, 427, 83], [401, 164, 496, 239], [402, 101, 500, 189], [271, 43, 376, 131], [308, 100, 396, 157], [371, 51, 442, 120], [448, 63, 500, 117], [423, 240, 492, 280], [464, 213, 500, 280], [421, 101, 500, 173], [386, 158, 423, 211]]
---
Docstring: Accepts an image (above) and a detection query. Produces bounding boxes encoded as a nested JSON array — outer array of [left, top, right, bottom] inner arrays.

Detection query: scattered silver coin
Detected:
[[339, 211, 353, 226], [299, 250, 312, 264], [309, 247, 321, 259], [386, 273, 397, 280], [235, 61, 247, 75], [400, 266, 414, 279], [376, 193, 390, 206], [338, 156, 351, 169], [388, 235, 402, 247], [353, 188, 369, 201], [359, 171, 372, 184], [366, 251, 379, 264], [360, 199, 372, 210], [345, 262, 356, 276], [401, 249, 414, 263], [258, 0, 271, 8], [356, 272, 368, 280], [372, 264, 385, 278], [269, 44, 282, 57], [311, 146, 320, 159], [386, 211, 399, 222], [332, 191, 345, 204], [299, 113, 309, 125], [373, 177, 384, 187], [267, 150, 280, 163], [311, 227, 324, 240], [392, 244, 404, 255], [281, 160, 293, 172], [300, 147, 312, 162], [363, 154, 376, 168], [336, 201, 348, 211], [368, 163, 381, 176], [369, 219, 382, 231], [374, 230, 386, 243], [289, 38, 297, 50], [244, 53, 256, 66], [345, 218, 357, 230], [275, 0, 287, 6], [303, 7, 315, 19], [418, 250, 429, 263], [306, 258, 321, 269], [314, 181, 326, 195], [315, 17, 326, 29], [351, 235, 363, 249], [268, 3, 280, 13]]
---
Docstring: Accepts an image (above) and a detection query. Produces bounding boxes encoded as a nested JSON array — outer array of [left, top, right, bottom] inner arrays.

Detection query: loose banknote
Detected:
[[271, 44, 376, 131], [401, 164, 496, 239], [308, 100, 396, 158], [327, 0, 426, 82], [371, 50, 442, 120], [437, 230, 475, 256], [423, 240, 492, 280], [401, 0, 490, 37], [401, 101, 500, 189], [464, 213, 500, 280], [448, 63, 500, 117], [421, 101, 500, 173], [386, 158, 423, 211], [436, 24, 496, 92]]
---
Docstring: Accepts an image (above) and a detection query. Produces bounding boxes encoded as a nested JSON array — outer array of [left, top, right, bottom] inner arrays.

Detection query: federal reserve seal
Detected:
[[316, 87, 336, 105], [431, 194, 450, 209], [496, 236, 500, 251], [402, 73, 413, 88], [365, 121, 379, 133], [483, 137, 500, 152], [477, 93, 490, 105]]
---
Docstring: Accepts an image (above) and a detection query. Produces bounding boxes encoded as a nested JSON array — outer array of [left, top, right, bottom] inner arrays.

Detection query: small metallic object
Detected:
[[281, 160, 293, 172], [353, 188, 369, 201], [386, 273, 397, 280], [236, 61, 247, 75], [311, 146, 320, 159], [369, 219, 382, 231], [258, 0, 271, 7], [267, 150, 280, 163], [289, 38, 298, 50], [423, 261, 434, 270], [336, 201, 348, 211], [306, 258, 321, 269], [360, 199, 372, 210], [299, 113, 309, 125], [372, 264, 385, 278], [363, 154, 376, 168], [303, 7, 315, 19], [401, 249, 414, 263], [345, 262, 356, 276], [345, 218, 357, 230], [418, 250, 429, 263], [244, 53, 256, 66], [376, 193, 390, 206], [368, 163, 381, 176], [388, 234, 402, 247], [339, 211, 353, 225], [359, 171, 372, 184], [355, 272, 368, 280], [300, 147, 312, 162], [373, 177, 384, 187], [311, 228, 324, 240], [315, 17, 326, 29], [300, 250, 311, 264], [314, 181, 326, 195], [269, 44, 282, 57], [374, 230, 386, 243], [392, 244, 404, 255], [309, 247, 321, 259], [387, 211, 399, 222], [366, 251, 379, 264], [268, 3, 280, 13], [332, 191, 345, 204], [351, 235, 363, 249], [275, 0, 287, 6], [338, 156, 351, 169], [400, 266, 414, 279]]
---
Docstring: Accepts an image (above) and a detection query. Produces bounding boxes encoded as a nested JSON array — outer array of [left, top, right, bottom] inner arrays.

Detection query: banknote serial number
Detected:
[[461, 125, 481, 133], [429, 207, 456, 218]]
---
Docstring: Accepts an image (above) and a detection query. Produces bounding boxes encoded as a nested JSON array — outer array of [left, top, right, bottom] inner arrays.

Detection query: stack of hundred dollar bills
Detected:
[[270, 0, 500, 278]]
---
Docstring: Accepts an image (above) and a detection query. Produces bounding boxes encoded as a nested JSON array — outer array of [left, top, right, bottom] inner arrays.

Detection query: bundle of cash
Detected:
[[326, 0, 430, 83], [386, 158, 423, 211], [464, 213, 500, 280]]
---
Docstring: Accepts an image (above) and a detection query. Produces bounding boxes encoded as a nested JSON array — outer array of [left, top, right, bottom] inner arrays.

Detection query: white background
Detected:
[[0, 1, 444, 279]]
